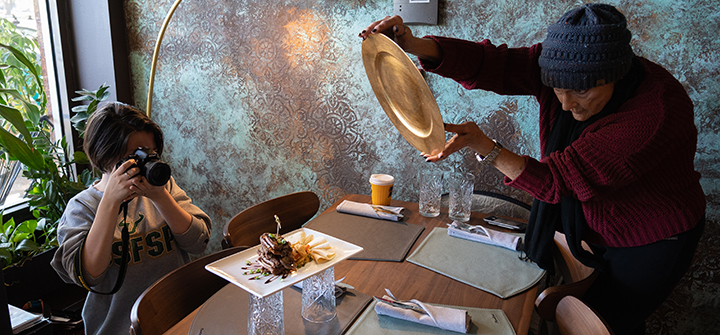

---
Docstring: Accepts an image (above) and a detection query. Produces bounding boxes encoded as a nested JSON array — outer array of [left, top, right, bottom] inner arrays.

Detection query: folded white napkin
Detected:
[[447, 221, 522, 251], [374, 292, 471, 333], [336, 200, 404, 221]]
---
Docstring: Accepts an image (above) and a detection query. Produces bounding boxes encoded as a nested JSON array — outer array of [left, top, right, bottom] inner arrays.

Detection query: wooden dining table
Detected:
[[165, 193, 539, 335]]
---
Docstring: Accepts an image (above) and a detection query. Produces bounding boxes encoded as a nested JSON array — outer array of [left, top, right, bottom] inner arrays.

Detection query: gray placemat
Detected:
[[189, 284, 372, 335], [304, 210, 425, 262], [345, 300, 516, 335], [406, 228, 545, 299]]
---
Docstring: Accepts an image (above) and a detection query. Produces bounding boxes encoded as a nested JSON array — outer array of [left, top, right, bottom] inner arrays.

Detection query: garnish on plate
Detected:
[[291, 231, 336, 268]]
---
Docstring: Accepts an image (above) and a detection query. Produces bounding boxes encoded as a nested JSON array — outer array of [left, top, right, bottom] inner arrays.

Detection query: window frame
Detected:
[[3, 0, 131, 216]]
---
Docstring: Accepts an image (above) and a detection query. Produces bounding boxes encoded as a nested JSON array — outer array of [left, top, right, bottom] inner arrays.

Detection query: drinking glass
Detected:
[[418, 169, 444, 217], [448, 172, 475, 222], [301, 267, 336, 323], [248, 290, 284, 335]]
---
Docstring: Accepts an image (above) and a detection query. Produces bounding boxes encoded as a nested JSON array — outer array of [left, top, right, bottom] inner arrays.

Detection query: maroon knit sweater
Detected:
[[421, 36, 706, 247]]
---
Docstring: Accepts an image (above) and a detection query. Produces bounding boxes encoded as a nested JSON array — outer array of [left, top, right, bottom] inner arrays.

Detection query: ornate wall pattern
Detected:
[[123, 0, 718, 333]]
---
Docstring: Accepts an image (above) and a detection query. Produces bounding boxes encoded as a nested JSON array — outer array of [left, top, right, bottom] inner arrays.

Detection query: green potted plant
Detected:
[[0, 17, 107, 305]]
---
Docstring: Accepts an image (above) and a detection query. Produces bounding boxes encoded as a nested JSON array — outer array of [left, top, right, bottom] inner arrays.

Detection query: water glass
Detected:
[[448, 172, 475, 222], [248, 290, 284, 335], [418, 169, 444, 217], [301, 267, 336, 323]]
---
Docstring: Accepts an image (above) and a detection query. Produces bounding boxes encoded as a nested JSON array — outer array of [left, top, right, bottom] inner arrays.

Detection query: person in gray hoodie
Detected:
[[51, 102, 211, 334]]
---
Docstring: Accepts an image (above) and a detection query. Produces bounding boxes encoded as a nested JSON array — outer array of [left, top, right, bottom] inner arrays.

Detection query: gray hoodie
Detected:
[[51, 177, 211, 335]]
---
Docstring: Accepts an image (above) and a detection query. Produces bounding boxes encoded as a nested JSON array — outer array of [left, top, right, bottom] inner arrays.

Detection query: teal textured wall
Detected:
[[123, 1, 718, 333]]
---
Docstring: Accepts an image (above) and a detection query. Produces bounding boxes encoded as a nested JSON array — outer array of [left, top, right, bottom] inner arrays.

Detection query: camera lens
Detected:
[[144, 161, 171, 186]]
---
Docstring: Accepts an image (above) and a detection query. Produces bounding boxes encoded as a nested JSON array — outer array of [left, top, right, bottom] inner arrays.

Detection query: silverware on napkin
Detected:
[[373, 296, 427, 314], [371, 205, 404, 218], [448, 221, 488, 236]]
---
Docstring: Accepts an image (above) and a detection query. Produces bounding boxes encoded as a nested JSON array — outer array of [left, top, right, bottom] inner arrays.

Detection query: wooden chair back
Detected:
[[556, 295, 614, 335], [130, 246, 244, 335], [553, 231, 595, 282], [221, 191, 320, 249], [534, 231, 600, 320]]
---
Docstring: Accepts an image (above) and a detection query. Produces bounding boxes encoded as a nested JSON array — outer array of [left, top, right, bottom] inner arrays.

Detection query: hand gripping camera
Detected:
[[116, 147, 171, 186]]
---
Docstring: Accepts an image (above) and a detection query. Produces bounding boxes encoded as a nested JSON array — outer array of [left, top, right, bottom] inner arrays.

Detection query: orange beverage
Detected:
[[369, 174, 394, 206]]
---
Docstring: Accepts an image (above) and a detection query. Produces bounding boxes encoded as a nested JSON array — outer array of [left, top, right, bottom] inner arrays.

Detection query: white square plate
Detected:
[[205, 228, 363, 297]]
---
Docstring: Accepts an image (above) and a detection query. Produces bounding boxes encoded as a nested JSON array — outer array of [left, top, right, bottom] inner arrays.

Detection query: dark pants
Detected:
[[583, 215, 705, 335]]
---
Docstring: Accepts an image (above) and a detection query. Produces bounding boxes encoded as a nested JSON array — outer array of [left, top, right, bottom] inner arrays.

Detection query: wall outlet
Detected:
[[394, 0, 438, 25]]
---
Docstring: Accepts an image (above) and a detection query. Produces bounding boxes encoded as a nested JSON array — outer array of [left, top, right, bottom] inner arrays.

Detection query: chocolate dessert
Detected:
[[243, 233, 297, 283]]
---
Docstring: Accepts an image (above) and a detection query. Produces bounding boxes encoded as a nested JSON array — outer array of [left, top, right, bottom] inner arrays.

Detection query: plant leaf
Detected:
[[0, 126, 45, 170], [97, 86, 110, 101], [71, 95, 93, 102], [17, 220, 37, 234], [0, 88, 41, 125], [36, 218, 47, 231], [73, 151, 89, 164], [15, 239, 39, 253], [70, 112, 88, 123], [0, 103, 34, 145], [0, 43, 42, 92], [73, 88, 95, 96], [67, 181, 87, 192], [47, 235, 58, 247], [71, 105, 88, 113], [0, 248, 12, 268], [11, 232, 28, 243], [2, 217, 14, 234]]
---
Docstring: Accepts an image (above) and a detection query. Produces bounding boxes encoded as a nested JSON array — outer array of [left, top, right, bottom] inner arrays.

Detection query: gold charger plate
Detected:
[[362, 34, 445, 155]]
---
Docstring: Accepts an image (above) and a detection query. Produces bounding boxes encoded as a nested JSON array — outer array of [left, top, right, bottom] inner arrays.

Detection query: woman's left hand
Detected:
[[130, 177, 167, 201], [423, 122, 492, 162]]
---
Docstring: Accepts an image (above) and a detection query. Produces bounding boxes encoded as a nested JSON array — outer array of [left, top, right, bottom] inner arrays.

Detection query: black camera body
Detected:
[[116, 147, 171, 186]]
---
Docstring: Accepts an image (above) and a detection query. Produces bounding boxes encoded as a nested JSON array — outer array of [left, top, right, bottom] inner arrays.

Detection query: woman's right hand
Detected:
[[358, 15, 442, 63], [358, 15, 414, 49], [423, 122, 492, 162], [103, 159, 140, 204]]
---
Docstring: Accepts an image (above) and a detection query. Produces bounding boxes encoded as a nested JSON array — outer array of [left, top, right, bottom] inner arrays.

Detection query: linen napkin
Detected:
[[447, 221, 522, 251], [374, 291, 471, 333], [336, 200, 404, 221]]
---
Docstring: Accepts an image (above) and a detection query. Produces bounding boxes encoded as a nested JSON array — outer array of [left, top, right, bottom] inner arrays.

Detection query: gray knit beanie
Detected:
[[539, 3, 634, 90]]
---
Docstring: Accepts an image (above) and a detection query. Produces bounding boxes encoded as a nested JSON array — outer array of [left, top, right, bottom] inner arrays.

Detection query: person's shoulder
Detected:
[[634, 57, 689, 101], [66, 186, 101, 210], [615, 58, 693, 130], [636, 57, 684, 87]]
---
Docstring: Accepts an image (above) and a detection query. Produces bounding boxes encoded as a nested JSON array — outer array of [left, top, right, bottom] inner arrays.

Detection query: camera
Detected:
[[116, 147, 171, 186]]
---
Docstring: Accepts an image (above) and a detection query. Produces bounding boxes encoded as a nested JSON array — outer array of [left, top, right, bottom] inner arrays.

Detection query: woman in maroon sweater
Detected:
[[360, 4, 705, 335]]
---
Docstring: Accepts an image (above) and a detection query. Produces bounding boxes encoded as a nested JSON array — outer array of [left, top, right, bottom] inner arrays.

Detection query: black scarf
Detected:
[[524, 58, 645, 273]]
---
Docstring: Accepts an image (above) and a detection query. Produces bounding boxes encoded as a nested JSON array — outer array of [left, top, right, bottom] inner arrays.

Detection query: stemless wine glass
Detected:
[[301, 267, 337, 323], [418, 169, 444, 217], [448, 172, 475, 222], [248, 290, 284, 335]]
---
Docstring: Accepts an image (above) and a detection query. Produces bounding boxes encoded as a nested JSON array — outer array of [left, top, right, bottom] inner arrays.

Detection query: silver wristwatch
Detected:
[[475, 140, 503, 164]]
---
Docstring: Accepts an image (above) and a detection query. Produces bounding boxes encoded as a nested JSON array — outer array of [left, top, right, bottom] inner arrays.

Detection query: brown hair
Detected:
[[83, 102, 164, 173]]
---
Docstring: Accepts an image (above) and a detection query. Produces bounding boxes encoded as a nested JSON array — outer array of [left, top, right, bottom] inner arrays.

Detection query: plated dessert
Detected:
[[206, 227, 362, 297], [242, 217, 337, 284]]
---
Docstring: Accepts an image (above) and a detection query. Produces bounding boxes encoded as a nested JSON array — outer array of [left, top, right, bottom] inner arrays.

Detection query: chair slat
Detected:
[[556, 295, 614, 335], [222, 191, 320, 249], [130, 246, 244, 335], [534, 232, 599, 321]]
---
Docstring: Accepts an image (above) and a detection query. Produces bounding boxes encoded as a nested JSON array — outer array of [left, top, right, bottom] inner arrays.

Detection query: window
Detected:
[[1, 0, 129, 212], [0, 0, 67, 210]]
